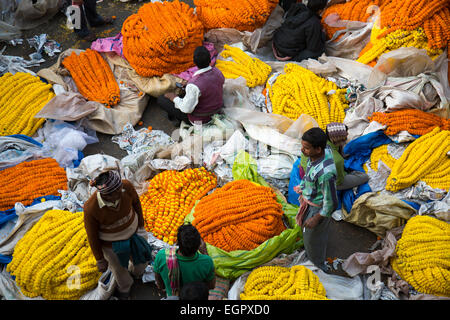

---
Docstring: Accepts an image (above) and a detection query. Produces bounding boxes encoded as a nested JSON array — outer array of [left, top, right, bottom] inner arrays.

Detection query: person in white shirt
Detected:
[[157, 46, 225, 126]]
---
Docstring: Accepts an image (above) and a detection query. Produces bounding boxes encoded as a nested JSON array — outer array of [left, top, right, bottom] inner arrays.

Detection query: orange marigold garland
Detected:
[[377, 0, 449, 52], [194, 0, 278, 32], [0, 158, 68, 211], [122, 0, 204, 77], [368, 109, 450, 136], [140, 167, 217, 245], [62, 49, 120, 107], [192, 179, 286, 252]]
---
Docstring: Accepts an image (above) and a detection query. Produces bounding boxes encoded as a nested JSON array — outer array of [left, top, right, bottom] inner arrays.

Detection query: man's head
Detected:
[[92, 170, 123, 202], [177, 223, 201, 257], [301, 127, 327, 159], [193, 46, 211, 69], [307, 0, 328, 13], [326, 122, 348, 147]]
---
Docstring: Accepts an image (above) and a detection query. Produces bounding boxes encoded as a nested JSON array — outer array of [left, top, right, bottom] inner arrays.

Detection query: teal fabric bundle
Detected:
[[112, 233, 153, 268]]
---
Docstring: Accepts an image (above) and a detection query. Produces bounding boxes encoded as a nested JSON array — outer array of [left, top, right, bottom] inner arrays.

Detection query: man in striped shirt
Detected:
[[294, 127, 339, 272]]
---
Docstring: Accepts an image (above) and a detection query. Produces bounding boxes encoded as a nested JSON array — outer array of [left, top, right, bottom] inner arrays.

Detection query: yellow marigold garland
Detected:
[[140, 167, 217, 245], [391, 215, 450, 297], [0, 158, 68, 211], [357, 26, 443, 65], [240, 265, 328, 300], [122, 0, 204, 77], [215, 44, 272, 88], [267, 63, 348, 129], [368, 144, 397, 171], [194, 0, 278, 32], [62, 49, 120, 107], [386, 128, 450, 192], [0, 72, 54, 136], [7, 210, 101, 300], [192, 179, 286, 252]]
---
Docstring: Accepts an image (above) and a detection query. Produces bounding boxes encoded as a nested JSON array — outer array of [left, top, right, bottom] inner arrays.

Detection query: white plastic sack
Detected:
[[80, 270, 116, 300], [0, 200, 63, 256]]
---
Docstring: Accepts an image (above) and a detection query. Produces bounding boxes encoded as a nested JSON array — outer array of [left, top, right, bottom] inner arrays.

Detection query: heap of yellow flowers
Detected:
[[122, 0, 204, 77], [391, 215, 450, 297], [357, 24, 443, 66], [386, 128, 450, 192], [215, 45, 272, 88], [364, 144, 397, 172], [194, 0, 278, 32], [7, 210, 101, 300], [267, 63, 348, 130], [140, 167, 217, 245], [240, 265, 328, 300], [0, 72, 54, 136]]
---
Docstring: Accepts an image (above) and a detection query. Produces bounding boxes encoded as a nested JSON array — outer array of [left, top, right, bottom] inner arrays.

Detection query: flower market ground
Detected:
[[3, 0, 378, 300]]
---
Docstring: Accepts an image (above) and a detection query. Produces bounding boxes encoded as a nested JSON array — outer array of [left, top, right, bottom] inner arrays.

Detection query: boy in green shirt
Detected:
[[153, 223, 215, 299]]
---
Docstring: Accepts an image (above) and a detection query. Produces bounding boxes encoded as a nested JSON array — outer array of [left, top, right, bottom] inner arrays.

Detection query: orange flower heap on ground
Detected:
[[368, 109, 450, 136], [192, 179, 286, 252], [194, 0, 278, 32], [62, 49, 120, 107], [140, 167, 217, 245], [0, 158, 68, 211], [122, 1, 204, 77]]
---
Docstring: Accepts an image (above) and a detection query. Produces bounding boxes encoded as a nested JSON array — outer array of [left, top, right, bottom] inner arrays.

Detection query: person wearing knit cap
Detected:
[[83, 170, 151, 300]]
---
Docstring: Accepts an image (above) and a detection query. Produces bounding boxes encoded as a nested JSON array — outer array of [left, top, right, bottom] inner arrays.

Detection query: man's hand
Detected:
[[199, 238, 208, 255], [303, 213, 324, 229], [96, 259, 108, 273], [164, 92, 177, 101]]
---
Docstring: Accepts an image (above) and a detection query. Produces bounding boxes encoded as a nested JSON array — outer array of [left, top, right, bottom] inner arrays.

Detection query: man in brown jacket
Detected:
[[83, 170, 150, 300]]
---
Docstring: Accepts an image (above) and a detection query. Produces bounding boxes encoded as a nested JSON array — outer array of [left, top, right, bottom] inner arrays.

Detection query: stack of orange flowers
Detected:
[[0, 158, 68, 211], [62, 49, 120, 108], [140, 168, 217, 245], [377, 0, 449, 51], [194, 0, 278, 32], [192, 179, 286, 252], [122, 0, 204, 77], [368, 109, 450, 136]]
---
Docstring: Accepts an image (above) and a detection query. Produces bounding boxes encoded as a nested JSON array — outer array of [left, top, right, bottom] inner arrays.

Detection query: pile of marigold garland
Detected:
[[266, 63, 348, 129], [0, 158, 68, 211], [62, 49, 121, 108], [215, 44, 272, 88], [368, 109, 450, 136], [140, 167, 217, 245], [391, 215, 450, 297], [240, 265, 328, 300], [122, 0, 204, 77], [194, 0, 278, 32], [192, 179, 286, 252], [0, 72, 54, 136], [7, 210, 101, 300]]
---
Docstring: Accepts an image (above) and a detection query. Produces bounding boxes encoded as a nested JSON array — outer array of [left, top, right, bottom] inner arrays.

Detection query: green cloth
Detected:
[[111, 233, 153, 268], [301, 141, 345, 186], [153, 249, 215, 297]]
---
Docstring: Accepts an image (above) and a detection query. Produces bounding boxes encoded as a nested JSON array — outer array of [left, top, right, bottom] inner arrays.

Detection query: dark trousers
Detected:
[[157, 95, 190, 124], [74, 0, 104, 37]]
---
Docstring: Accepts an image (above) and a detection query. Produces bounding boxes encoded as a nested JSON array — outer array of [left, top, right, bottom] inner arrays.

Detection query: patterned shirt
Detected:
[[298, 147, 339, 217]]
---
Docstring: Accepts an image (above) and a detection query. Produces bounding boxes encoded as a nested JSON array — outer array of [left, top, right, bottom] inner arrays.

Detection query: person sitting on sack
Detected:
[[299, 122, 369, 191], [272, 0, 328, 62], [83, 170, 152, 300], [153, 223, 216, 300], [294, 127, 339, 272], [157, 45, 225, 126]]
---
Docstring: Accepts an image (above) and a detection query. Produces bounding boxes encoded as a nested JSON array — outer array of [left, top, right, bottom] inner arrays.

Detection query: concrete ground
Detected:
[[3, 0, 378, 300]]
